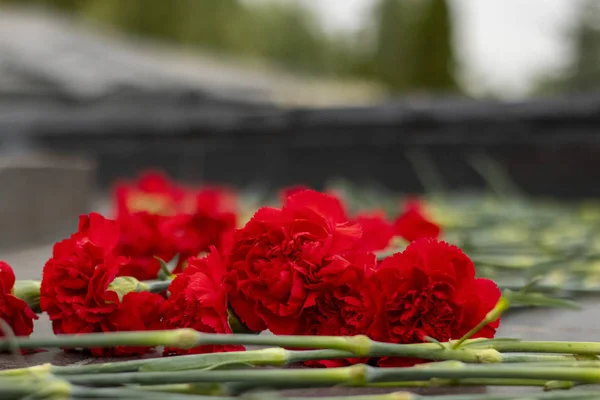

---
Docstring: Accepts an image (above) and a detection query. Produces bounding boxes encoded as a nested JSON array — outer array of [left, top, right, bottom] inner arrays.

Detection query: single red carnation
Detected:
[[394, 199, 441, 242], [115, 212, 175, 280], [352, 211, 395, 252], [114, 171, 191, 217], [372, 238, 501, 367], [161, 187, 237, 274], [0, 262, 38, 339], [162, 248, 243, 355], [40, 213, 165, 357], [296, 252, 379, 368], [104, 291, 165, 357], [226, 189, 363, 335]]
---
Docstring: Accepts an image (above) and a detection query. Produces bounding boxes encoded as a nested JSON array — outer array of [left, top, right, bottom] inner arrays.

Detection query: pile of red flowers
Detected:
[[1, 174, 501, 367], [39, 213, 164, 356], [113, 172, 237, 280]]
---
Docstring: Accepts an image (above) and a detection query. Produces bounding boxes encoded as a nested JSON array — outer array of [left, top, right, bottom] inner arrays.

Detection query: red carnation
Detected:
[[40, 213, 165, 356], [161, 187, 237, 274], [296, 252, 379, 368], [0, 262, 38, 339], [115, 212, 175, 280], [162, 248, 243, 355], [352, 211, 395, 252], [394, 199, 441, 242], [226, 189, 364, 335], [114, 171, 191, 217], [372, 239, 501, 367], [108, 291, 165, 357]]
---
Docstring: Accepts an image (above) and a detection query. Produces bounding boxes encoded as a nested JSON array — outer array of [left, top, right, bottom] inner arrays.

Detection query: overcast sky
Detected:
[[301, 0, 586, 98]]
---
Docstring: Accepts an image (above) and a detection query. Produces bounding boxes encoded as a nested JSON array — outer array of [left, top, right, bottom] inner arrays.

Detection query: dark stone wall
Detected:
[[4, 93, 600, 198]]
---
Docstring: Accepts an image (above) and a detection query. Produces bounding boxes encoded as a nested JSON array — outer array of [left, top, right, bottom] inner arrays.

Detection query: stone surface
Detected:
[[1, 241, 599, 397], [0, 154, 94, 250]]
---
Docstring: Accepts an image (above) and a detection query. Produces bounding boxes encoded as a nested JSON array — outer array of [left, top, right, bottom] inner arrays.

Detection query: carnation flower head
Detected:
[[226, 189, 366, 335], [373, 238, 501, 367], [162, 247, 243, 356], [113, 171, 191, 217], [115, 211, 175, 280], [40, 213, 165, 357], [296, 251, 379, 368], [113, 172, 237, 279], [0, 261, 38, 341], [352, 211, 395, 252], [394, 198, 441, 242]]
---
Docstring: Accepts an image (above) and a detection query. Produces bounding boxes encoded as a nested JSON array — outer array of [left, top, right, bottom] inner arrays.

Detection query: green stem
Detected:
[[0, 330, 506, 365], [148, 280, 171, 293], [0, 328, 199, 351], [2, 331, 597, 364], [500, 354, 587, 362], [69, 386, 221, 399], [62, 365, 363, 387], [467, 340, 600, 355], [370, 363, 600, 384], [367, 341, 503, 363], [0, 377, 72, 400], [359, 378, 571, 389], [0, 348, 355, 377], [57, 363, 600, 388], [0, 330, 366, 353], [452, 296, 509, 349]]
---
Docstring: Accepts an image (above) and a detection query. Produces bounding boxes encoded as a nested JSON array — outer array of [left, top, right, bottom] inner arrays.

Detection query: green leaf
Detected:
[[155, 255, 179, 280], [503, 290, 580, 310], [461, 338, 522, 348]]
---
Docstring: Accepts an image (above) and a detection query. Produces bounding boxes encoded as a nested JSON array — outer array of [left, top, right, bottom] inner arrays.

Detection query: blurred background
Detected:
[[1, 0, 600, 249]]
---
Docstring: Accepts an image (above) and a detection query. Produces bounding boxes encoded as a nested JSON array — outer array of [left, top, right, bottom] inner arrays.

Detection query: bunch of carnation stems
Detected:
[[5, 322, 600, 400]]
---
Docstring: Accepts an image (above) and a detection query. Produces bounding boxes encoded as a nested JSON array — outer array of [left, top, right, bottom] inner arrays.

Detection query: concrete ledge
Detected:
[[0, 153, 95, 249]]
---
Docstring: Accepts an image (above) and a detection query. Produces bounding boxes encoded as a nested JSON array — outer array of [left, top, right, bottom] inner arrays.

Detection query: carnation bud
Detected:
[[107, 277, 149, 301], [12, 280, 41, 313], [475, 349, 503, 364]]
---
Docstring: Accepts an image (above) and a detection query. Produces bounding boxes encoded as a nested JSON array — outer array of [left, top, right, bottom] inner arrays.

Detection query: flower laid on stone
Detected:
[[0, 262, 37, 341], [40, 213, 165, 356], [161, 247, 243, 356], [373, 238, 501, 367], [1, 177, 598, 399]]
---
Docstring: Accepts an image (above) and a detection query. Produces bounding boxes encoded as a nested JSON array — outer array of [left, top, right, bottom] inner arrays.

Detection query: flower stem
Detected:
[[0, 348, 355, 377], [63, 365, 366, 387], [452, 296, 509, 349], [370, 363, 600, 384], [1, 331, 598, 364], [0, 377, 72, 400], [467, 340, 600, 355], [58, 363, 600, 388], [69, 386, 220, 399], [358, 378, 572, 389], [0, 329, 200, 351], [148, 280, 171, 293], [0, 331, 506, 364]]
